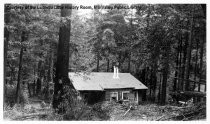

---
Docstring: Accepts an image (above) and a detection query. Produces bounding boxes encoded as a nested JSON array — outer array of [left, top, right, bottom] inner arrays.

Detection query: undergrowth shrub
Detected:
[[91, 102, 110, 120], [5, 83, 29, 107], [58, 84, 92, 120], [58, 84, 111, 120], [4, 103, 32, 120]]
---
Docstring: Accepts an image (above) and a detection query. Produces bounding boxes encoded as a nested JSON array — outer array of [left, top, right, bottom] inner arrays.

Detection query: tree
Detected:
[[198, 4, 206, 92], [16, 31, 27, 103], [52, 4, 74, 110], [4, 4, 10, 105], [184, 5, 194, 91]]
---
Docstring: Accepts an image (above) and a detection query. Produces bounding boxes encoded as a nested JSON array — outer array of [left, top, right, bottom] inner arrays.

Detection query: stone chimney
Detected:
[[113, 66, 116, 79], [113, 66, 119, 79], [116, 67, 119, 79]]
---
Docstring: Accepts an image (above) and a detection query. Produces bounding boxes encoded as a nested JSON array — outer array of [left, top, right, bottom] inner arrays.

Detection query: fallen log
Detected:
[[160, 105, 191, 110], [170, 91, 206, 97], [156, 115, 165, 121], [172, 107, 205, 120], [13, 113, 48, 120], [160, 107, 205, 121]]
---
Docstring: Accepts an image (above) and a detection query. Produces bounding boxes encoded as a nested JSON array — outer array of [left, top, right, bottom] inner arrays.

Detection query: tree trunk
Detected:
[[173, 54, 179, 91], [53, 4, 73, 110], [180, 34, 188, 91], [152, 68, 157, 102], [140, 69, 146, 101], [36, 61, 42, 95], [96, 51, 99, 72], [118, 51, 122, 69], [184, 5, 194, 91], [28, 83, 31, 97], [127, 52, 131, 73], [196, 4, 206, 95], [198, 6, 206, 92], [146, 4, 151, 32], [193, 40, 199, 89], [158, 73, 162, 103], [178, 35, 183, 91], [33, 64, 36, 96], [161, 43, 170, 105], [198, 35, 205, 92], [4, 4, 10, 105], [149, 69, 152, 100], [145, 5, 151, 101], [16, 31, 26, 103], [151, 48, 159, 102], [161, 64, 169, 104], [107, 58, 109, 72], [144, 67, 149, 101], [173, 38, 181, 91], [201, 4, 206, 18], [46, 43, 53, 99], [36, 78, 41, 96], [48, 48, 53, 81], [51, 51, 54, 83], [127, 8, 133, 73]]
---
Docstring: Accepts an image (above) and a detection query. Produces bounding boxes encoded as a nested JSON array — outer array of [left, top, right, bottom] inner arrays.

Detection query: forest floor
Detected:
[[100, 101, 206, 121], [4, 97, 55, 121], [3, 98, 206, 121]]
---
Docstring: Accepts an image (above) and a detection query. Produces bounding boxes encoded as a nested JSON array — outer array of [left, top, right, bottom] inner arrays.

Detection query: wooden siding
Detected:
[[80, 91, 105, 104], [137, 90, 143, 102], [79, 89, 145, 104]]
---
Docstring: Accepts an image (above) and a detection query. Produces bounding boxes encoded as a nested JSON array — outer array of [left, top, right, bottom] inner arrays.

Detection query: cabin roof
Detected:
[[69, 72, 148, 91]]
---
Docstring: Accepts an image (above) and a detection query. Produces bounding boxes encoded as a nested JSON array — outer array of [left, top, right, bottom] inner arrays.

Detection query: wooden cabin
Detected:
[[69, 67, 148, 104]]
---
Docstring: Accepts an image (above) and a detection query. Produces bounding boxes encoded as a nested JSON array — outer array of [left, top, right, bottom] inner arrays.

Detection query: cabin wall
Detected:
[[105, 89, 144, 103], [138, 90, 143, 102], [80, 91, 105, 104], [79, 89, 146, 104]]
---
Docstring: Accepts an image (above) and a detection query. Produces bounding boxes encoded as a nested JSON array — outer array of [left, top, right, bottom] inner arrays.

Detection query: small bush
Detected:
[[91, 102, 110, 120]]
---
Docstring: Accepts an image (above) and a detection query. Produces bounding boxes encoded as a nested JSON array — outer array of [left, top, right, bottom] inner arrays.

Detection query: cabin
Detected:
[[69, 67, 148, 104]]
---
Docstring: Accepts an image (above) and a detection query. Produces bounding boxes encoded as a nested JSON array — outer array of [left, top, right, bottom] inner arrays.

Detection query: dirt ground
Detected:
[[4, 99, 206, 121]]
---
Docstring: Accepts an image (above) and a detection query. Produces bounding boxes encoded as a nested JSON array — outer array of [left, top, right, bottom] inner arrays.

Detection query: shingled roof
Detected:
[[69, 72, 148, 91]]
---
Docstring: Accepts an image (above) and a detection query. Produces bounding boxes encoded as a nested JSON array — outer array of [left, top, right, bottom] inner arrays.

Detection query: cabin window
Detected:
[[110, 92, 118, 101], [122, 91, 129, 100], [134, 91, 138, 101]]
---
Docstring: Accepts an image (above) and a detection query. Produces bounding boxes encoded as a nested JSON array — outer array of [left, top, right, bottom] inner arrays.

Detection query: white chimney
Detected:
[[113, 66, 116, 79], [116, 67, 119, 79]]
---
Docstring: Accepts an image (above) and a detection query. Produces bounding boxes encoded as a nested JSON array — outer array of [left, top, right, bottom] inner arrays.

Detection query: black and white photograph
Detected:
[[2, 1, 207, 121]]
